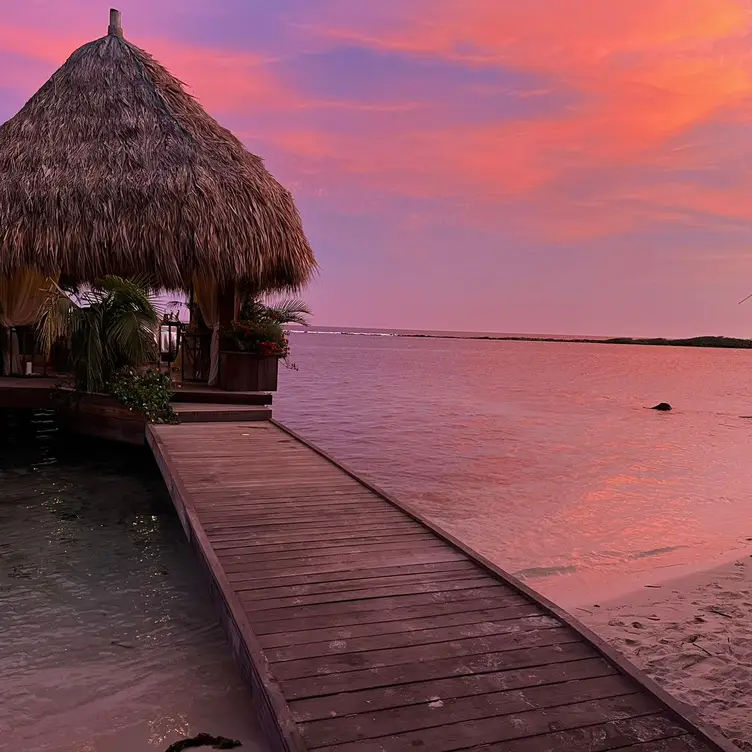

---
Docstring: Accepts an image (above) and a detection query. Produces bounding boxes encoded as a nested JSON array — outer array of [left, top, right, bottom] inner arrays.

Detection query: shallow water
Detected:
[[276, 334, 752, 602], [0, 411, 267, 752]]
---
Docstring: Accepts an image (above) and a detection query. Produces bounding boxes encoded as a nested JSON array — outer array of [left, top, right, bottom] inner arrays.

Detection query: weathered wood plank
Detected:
[[232, 560, 479, 589], [212, 531, 438, 554], [267, 614, 559, 663], [313, 694, 659, 752], [603, 737, 712, 752], [259, 604, 545, 650], [236, 566, 487, 599], [194, 497, 390, 514], [245, 586, 525, 623], [218, 539, 447, 565], [289, 656, 618, 722], [252, 596, 538, 636], [201, 509, 403, 528], [193, 499, 392, 516], [272, 627, 579, 681], [471, 714, 692, 752], [302, 674, 637, 747], [223, 551, 470, 580], [238, 577, 520, 611], [204, 519, 422, 537], [280, 641, 600, 700]]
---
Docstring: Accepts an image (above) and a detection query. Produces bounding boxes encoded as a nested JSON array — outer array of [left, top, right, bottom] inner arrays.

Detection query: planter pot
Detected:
[[218, 351, 279, 392], [54, 391, 147, 445]]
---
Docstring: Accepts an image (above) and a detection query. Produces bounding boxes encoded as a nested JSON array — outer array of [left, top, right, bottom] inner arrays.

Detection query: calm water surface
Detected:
[[0, 412, 267, 752], [276, 334, 752, 602], [3, 333, 750, 749]]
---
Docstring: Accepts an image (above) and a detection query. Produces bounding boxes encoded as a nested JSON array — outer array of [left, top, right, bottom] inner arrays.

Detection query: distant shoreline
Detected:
[[412, 334, 752, 349], [289, 330, 752, 349]]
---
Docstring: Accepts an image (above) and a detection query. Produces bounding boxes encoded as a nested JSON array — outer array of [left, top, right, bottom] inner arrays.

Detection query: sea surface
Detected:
[[276, 332, 752, 603], [0, 412, 267, 752], [2, 331, 751, 750]]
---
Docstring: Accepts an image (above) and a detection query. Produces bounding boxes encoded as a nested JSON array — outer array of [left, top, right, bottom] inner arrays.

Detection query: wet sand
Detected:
[[575, 555, 752, 751]]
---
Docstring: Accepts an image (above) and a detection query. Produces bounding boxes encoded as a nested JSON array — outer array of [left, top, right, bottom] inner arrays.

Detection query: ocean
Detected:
[[275, 330, 752, 603], [2, 330, 751, 750], [0, 413, 267, 751]]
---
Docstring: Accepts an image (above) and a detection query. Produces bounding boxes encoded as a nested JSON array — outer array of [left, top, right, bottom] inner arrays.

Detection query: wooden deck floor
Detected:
[[147, 421, 739, 752]]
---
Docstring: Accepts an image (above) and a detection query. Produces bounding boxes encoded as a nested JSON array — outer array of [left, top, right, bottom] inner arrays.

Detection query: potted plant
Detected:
[[218, 298, 310, 392]]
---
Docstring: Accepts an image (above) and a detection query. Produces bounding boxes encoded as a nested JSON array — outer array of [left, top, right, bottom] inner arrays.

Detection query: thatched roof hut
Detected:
[[0, 9, 316, 294]]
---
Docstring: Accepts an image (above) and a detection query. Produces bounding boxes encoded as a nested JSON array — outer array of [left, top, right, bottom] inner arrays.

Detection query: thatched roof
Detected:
[[0, 9, 317, 293]]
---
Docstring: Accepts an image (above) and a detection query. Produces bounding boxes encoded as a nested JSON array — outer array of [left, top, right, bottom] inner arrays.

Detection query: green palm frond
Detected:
[[263, 297, 312, 326], [36, 275, 160, 392]]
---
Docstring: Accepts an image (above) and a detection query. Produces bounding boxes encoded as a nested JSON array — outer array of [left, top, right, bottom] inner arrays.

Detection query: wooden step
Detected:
[[173, 403, 271, 423]]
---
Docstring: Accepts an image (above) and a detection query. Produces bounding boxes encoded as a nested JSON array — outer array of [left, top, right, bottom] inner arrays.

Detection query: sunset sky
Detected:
[[2, 1, 752, 336]]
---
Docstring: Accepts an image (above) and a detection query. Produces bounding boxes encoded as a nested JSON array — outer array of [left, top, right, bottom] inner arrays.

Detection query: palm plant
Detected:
[[37, 275, 159, 393], [239, 296, 312, 327]]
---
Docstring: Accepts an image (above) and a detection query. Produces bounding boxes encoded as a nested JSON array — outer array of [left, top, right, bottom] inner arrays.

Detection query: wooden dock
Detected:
[[147, 420, 739, 752]]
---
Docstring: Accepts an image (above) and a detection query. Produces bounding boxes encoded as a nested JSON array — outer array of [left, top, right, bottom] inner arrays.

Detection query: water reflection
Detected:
[[0, 410, 267, 752], [275, 335, 752, 602]]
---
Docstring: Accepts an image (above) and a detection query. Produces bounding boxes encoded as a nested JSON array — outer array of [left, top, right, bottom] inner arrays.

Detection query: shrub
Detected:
[[106, 368, 178, 424]]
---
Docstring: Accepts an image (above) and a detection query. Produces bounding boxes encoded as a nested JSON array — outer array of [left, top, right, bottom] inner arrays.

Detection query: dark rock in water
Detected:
[[164, 734, 241, 751], [650, 402, 672, 411]]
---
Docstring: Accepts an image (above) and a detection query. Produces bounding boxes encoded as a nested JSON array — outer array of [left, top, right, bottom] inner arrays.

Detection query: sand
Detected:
[[575, 555, 752, 751]]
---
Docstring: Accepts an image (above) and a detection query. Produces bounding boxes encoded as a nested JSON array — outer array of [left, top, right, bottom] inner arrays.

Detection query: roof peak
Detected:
[[107, 8, 122, 38]]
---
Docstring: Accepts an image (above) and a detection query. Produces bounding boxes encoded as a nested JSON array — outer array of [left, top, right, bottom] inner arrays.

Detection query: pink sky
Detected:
[[2, 1, 752, 336]]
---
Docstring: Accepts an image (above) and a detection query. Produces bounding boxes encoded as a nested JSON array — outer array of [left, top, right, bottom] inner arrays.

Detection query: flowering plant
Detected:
[[224, 320, 290, 358], [221, 297, 310, 368]]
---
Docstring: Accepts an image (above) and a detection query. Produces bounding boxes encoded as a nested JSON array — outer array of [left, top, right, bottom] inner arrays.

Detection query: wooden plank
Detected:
[[244, 587, 524, 623], [224, 558, 482, 587], [604, 737, 712, 752], [203, 519, 422, 537], [238, 577, 512, 610], [208, 526, 424, 548], [193, 496, 384, 512], [472, 715, 693, 752], [289, 656, 618, 721], [201, 509, 408, 527], [222, 550, 469, 578], [193, 488, 374, 501], [219, 541, 450, 568], [272, 627, 578, 681], [236, 566, 487, 599], [252, 596, 537, 636], [231, 560, 479, 589], [280, 641, 600, 700], [266, 614, 559, 662], [219, 541, 462, 568], [193, 498, 388, 514], [259, 604, 544, 650], [312, 694, 660, 752], [212, 531, 436, 554], [301, 674, 637, 747]]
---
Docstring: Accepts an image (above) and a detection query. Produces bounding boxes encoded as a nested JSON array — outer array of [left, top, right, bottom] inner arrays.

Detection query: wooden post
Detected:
[[218, 286, 235, 327], [108, 8, 123, 37], [233, 285, 241, 321]]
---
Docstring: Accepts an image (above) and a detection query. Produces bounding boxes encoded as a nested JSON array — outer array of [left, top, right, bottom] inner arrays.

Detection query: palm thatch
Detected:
[[0, 9, 317, 293]]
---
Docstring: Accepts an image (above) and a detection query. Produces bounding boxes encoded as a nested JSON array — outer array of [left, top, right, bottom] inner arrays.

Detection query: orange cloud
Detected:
[[3, 1, 752, 243], [286, 0, 752, 231]]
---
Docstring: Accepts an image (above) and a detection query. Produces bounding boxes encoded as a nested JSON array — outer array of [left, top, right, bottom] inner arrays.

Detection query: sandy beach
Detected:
[[575, 555, 752, 750]]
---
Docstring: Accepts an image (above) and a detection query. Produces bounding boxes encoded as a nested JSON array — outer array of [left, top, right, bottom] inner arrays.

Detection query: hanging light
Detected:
[[159, 314, 183, 371]]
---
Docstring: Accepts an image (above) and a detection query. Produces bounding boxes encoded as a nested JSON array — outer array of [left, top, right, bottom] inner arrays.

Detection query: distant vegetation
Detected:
[[408, 333, 752, 349], [601, 336, 752, 349]]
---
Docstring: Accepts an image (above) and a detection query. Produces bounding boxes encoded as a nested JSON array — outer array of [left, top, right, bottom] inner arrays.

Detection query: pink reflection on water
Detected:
[[275, 334, 752, 605]]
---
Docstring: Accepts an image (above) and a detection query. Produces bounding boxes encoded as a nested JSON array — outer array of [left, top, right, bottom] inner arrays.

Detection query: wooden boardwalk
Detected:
[[147, 420, 739, 752]]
